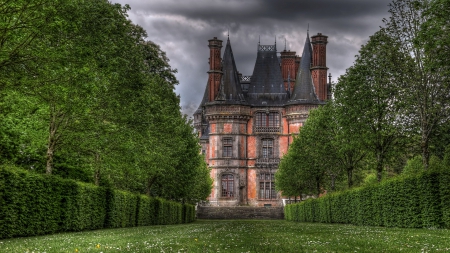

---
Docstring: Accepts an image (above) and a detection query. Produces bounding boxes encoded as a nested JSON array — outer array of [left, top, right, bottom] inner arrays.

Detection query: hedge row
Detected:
[[0, 166, 196, 239], [285, 170, 450, 228]]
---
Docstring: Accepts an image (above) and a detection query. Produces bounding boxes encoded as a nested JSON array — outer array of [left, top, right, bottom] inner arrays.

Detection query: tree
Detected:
[[384, 0, 450, 169], [334, 30, 411, 182], [1, 0, 213, 202]]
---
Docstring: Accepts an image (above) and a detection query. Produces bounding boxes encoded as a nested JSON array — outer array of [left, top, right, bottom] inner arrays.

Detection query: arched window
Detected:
[[255, 112, 280, 133], [221, 174, 234, 197]]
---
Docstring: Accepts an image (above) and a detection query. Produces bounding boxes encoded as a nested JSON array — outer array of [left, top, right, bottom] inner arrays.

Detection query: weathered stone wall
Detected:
[[197, 206, 284, 219]]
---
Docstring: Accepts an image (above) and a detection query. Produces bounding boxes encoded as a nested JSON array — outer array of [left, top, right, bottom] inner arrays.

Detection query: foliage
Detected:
[[276, 102, 365, 197], [285, 168, 450, 228], [0, 0, 212, 202], [383, 0, 450, 169], [334, 29, 411, 182], [0, 166, 196, 239]]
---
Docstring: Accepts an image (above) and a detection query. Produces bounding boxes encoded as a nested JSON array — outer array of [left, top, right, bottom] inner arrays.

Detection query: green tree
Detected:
[[384, 0, 450, 169], [334, 30, 410, 182]]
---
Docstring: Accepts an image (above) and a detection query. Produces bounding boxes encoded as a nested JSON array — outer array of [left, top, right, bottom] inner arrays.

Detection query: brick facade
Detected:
[[194, 32, 329, 207]]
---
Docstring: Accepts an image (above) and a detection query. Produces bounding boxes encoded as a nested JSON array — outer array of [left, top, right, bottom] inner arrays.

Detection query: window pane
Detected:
[[222, 174, 234, 197]]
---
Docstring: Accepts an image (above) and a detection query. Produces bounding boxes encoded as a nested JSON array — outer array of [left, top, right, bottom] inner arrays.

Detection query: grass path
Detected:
[[1, 219, 450, 252]]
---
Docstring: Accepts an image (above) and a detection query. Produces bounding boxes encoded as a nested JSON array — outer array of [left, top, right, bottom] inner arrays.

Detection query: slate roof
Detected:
[[288, 33, 320, 104], [215, 38, 246, 104], [246, 44, 288, 106], [194, 80, 209, 115]]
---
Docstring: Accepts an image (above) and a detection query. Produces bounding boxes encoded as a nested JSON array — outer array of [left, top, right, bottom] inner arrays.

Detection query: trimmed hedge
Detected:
[[0, 166, 196, 239], [285, 170, 450, 229]]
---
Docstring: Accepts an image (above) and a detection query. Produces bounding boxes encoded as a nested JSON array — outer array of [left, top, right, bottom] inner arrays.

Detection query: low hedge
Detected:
[[0, 166, 196, 239], [285, 170, 450, 229]]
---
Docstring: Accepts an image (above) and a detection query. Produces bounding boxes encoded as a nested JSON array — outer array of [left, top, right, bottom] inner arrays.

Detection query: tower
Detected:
[[311, 33, 328, 101]]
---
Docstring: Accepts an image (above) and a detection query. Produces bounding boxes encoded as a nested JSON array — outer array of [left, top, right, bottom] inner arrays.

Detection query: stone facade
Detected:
[[194, 32, 330, 207]]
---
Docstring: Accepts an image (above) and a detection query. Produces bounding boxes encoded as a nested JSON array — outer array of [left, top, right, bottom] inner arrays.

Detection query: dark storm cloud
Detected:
[[111, 0, 392, 117]]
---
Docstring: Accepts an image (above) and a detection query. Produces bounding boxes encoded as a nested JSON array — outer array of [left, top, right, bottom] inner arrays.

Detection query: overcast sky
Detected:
[[110, 0, 393, 117]]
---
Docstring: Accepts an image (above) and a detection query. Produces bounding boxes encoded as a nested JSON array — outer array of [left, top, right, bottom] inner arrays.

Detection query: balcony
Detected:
[[255, 158, 280, 168], [254, 126, 280, 133]]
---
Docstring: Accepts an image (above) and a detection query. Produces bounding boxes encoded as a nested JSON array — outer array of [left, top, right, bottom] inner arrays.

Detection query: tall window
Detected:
[[221, 174, 234, 197], [255, 112, 280, 132], [259, 173, 276, 199], [222, 138, 232, 157], [262, 139, 273, 158]]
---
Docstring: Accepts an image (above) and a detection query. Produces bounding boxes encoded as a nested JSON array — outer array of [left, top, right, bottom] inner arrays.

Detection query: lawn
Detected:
[[1, 219, 449, 252]]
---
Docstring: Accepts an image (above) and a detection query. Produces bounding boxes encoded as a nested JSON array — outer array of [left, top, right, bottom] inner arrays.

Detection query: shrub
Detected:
[[286, 169, 450, 229], [0, 166, 196, 239]]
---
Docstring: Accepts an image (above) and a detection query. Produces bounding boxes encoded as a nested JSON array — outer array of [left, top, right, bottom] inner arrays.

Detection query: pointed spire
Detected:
[[289, 30, 318, 103], [218, 37, 246, 104]]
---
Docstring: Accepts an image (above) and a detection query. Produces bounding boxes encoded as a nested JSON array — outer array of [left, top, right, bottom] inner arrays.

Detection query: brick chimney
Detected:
[[207, 37, 223, 102], [280, 50, 297, 92], [311, 33, 328, 101]]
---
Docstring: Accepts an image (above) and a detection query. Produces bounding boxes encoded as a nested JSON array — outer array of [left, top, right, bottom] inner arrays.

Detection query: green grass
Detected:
[[1, 220, 450, 252]]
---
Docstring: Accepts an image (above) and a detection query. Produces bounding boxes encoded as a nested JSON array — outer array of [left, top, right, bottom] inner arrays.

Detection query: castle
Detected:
[[194, 31, 331, 207]]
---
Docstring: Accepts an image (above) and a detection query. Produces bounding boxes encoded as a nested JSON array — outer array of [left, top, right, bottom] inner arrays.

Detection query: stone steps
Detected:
[[197, 206, 284, 219]]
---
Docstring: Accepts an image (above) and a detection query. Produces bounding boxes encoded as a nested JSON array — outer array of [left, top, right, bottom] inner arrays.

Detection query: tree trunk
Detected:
[[46, 113, 57, 174], [146, 176, 157, 196], [316, 178, 321, 197], [331, 175, 336, 191], [45, 107, 66, 174], [376, 153, 384, 182], [422, 131, 430, 170], [347, 167, 353, 188]]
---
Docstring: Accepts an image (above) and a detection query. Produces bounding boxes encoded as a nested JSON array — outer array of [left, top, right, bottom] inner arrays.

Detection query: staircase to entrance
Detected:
[[197, 206, 284, 219]]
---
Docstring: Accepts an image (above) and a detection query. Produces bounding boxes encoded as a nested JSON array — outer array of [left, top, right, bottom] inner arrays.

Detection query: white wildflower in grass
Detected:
[[1, 220, 450, 252]]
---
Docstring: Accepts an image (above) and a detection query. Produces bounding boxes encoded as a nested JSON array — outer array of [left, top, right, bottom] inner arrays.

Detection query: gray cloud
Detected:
[[112, 0, 392, 117]]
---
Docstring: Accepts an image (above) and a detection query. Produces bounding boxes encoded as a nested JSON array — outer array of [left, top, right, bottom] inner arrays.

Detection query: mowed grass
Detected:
[[1, 220, 450, 253]]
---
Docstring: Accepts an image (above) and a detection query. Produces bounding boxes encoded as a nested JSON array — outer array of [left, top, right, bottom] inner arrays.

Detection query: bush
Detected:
[[0, 166, 196, 239], [285, 169, 450, 229]]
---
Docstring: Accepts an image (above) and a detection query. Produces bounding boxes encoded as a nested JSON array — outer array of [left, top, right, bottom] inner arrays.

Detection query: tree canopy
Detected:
[[0, 0, 211, 204], [276, 0, 450, 196]]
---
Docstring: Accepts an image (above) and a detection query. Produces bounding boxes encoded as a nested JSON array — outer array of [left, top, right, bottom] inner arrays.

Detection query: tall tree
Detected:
[[384, 0, 450, 169], [334, 30, 411, 181]]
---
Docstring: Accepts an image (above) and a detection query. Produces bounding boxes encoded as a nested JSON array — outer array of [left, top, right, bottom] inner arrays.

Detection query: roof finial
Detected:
[[227, 29, 229, 40], [274, 36, 277, 51], [307, 23, 310, 36], [258, 35, 260, 51], [284, 38, 287, 51]]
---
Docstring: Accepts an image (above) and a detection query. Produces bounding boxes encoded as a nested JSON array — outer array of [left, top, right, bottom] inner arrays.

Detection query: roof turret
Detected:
[[215, 38, 246, 104], [289, 33, 319, 104]]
